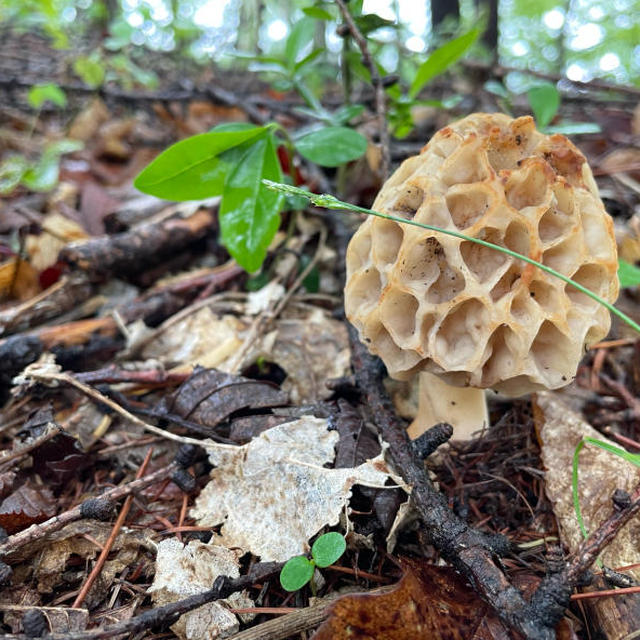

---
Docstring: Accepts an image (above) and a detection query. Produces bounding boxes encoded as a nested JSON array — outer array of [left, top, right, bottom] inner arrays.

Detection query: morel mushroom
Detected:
[[345, 113, 619, 440]]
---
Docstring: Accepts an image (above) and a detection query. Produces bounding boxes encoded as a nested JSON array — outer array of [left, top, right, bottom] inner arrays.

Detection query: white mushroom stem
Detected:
[[407, 371, 489, 441]]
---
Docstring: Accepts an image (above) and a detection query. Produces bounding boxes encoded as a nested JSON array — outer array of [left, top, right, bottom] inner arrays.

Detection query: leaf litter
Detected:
[[191, 416, 402, 561]]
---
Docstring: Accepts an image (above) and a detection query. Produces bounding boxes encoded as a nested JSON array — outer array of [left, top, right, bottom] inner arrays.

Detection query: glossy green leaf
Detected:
[[410, 28, 479, 98], [295, 126, 367, 167], [619, 259, 640, 288], [544, 122, 601, 135], [302, 6, 333, 20], [0, 155, 28, 194], [527, 83, 560, 128], [73, 55, 105, 88], [311, 532, 346, 568], [280, 555, 315, 591], [219, 134, 283, 272], [134, 128, 266, 201], [28, 83, 67, 109]]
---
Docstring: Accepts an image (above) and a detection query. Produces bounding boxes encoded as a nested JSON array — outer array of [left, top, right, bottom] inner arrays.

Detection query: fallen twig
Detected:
[[72, 448, 154, 608], [0, 462, 176, 558], [347, 325, 561, 639]]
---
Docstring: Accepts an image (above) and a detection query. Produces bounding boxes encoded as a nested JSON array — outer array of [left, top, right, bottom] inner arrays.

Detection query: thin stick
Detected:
[[0, 463, 175, 557], [334, 0, 390, 179], [72, 448, 154, 608], [25, 368, 237, 451], [263, 181, 640, 336]]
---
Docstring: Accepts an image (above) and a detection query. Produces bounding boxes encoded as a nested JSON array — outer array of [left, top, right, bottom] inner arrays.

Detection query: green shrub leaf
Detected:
[[295, 126, 367, 167], [28, 83, 67, 109], [302, 7, 333, 20], [280, 556, 315, 591], [311, 532, 346, 568], [527, 83, 560, 129], [73, 55, 106, 88], [219, 134, 283, 272], [410, 28, 479, 98], [618, 259, 640, 288], [134, 127, 266, 200]]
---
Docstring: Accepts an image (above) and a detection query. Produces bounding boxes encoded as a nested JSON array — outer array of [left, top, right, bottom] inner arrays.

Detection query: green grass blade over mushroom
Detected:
[[262, 180, 640, 336]]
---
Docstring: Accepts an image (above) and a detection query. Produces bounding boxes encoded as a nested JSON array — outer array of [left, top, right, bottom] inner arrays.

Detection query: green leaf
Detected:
[[28, 83, 67, 109], [311, 532, 346, 568], [295, 126, 367, 167], [332, 104, 366, 125], [280, 556, 315, 591], [544, 122, 601, 135], [73, 55, 105, 89], [294, 48, 324, 72], [285, 18, 315, 69], [22, 154, 60, 192], [134, 128, 267, 201], [618, 259, 640, 288], [527, 83, 560, 129], [0, 155, 28, 194], [354, 13, 395, 35], [410, 28, 479, 98], [210, 123, 263, 133], [302, 6, 333, 20], [44, 139, 84, 157], [219, 134, 284, 272]]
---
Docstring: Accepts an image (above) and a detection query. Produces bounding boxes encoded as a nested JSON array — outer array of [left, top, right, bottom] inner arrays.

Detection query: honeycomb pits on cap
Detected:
[[345, 113, 619, 397]]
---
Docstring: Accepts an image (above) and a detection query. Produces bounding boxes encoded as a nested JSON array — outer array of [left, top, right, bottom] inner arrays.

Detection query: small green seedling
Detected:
[[280, 532, 346, 592]]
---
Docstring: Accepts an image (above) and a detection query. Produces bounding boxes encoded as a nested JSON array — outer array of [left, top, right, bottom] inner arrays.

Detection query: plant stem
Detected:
[[262, 180, 640, 336]]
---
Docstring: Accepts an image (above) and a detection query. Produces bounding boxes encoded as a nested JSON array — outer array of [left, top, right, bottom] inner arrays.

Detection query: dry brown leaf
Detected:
[[68, 98, 111, 141], [312, 558, 492, 640], [252, 309, 351, 404], [25, 213, 88, 272], [0, 479, 55, 535], [191, 416, 396, 561], [148, 538, 253, 640], [141, 308, 246, 370], [0, 259, 40, 301]]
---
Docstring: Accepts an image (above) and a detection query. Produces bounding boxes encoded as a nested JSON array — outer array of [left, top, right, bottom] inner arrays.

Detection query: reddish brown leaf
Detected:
[[312, 559, 491, 640], [0, 479, 55, 534]]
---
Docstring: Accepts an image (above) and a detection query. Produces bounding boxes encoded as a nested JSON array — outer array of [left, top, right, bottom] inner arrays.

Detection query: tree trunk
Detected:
[[431, 0, 460, 33], [475, 0, 498, 63]]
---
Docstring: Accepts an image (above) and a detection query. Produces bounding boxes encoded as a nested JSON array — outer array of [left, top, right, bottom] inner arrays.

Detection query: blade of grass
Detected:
[[262, 180, 640, 336]]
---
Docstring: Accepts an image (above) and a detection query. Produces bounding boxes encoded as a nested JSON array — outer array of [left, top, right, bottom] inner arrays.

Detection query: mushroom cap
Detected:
[[345, 113, 619, 395]]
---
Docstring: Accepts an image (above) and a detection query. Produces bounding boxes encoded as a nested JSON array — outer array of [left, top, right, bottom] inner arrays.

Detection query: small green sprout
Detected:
[[279, 532, 347, 592]]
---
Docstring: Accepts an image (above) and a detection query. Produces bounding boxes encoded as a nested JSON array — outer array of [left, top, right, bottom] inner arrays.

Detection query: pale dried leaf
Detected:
[[148, 538, 253, 640], [536, 392, 640, 578], [141, 309, 245, 369], [250, 309, 350, 403], [191, 416, 393, 561]]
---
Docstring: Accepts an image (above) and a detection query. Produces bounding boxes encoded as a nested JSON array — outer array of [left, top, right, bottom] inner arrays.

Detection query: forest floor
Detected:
[[1, 31, 640, 640]]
